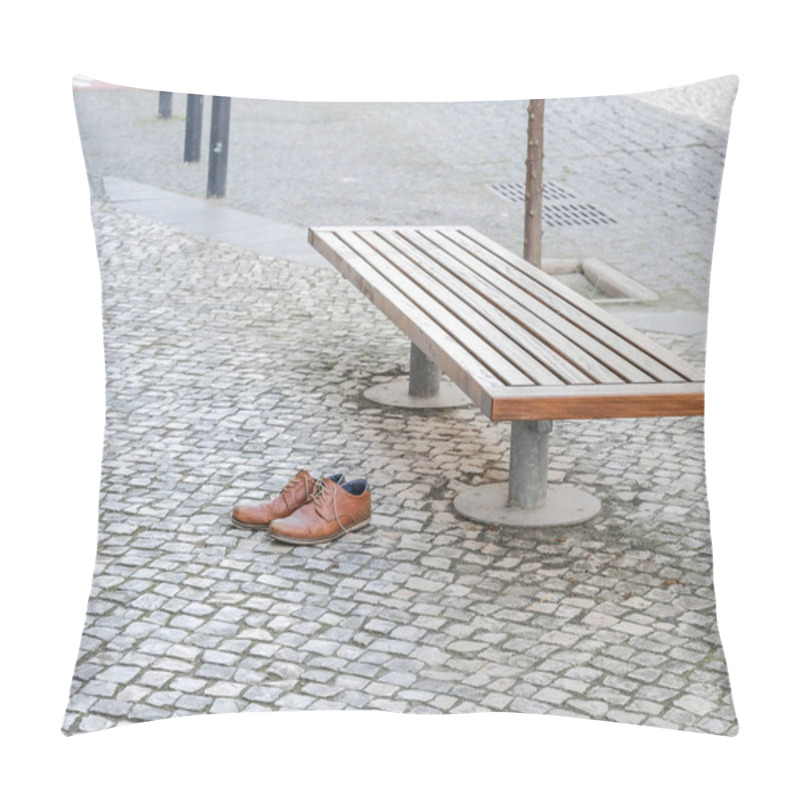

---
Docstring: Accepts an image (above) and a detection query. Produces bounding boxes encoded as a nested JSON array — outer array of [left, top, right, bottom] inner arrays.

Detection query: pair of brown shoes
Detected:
[[231, 470, 371, 545]]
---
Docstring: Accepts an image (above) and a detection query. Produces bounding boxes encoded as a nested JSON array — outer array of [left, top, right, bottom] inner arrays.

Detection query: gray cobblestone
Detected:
[[509, 698, 550, 714], [79, 715, 116, 733], [129, 704, 172, 722], [138, 670, 173, 688]]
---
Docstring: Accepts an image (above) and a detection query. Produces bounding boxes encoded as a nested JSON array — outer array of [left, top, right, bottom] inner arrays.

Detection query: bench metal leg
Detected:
[[508, 420, 551, 508], [453, 420, 601, 528], [409, 343, 441, 397], [363, 343, 471, 410]]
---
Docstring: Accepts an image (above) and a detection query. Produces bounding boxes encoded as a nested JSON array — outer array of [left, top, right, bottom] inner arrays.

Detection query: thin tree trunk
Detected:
[[523, 99, 545, 268]]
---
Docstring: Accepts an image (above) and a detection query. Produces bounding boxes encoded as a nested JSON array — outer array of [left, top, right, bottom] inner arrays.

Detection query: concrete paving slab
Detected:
[[610, 308, 709, 337], [103, 176, 331, 269]]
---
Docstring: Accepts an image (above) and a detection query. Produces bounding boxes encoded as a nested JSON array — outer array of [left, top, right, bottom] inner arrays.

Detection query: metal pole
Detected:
[[508, 420, 552, 509], [207, 96, 231, 198], [523, 99, 545, 267], [408, 343, 441, 397], [158, 91, 173, 119], [184, 94, 203, 163]]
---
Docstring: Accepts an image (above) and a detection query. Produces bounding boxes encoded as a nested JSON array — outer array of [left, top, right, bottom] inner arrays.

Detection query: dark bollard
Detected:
[[158, 91, 173, 119], [184, 94, 204, 163], [207, 96, 231, 198]]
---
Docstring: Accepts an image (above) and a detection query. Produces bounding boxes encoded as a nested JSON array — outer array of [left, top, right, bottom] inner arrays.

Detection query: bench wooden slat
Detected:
[[359, 230, 575, 386], [489, 382, 705, 420], [309, 228, 506, 415], [396, 228, 641, 385], [374, 228, 617, 385], [446, 228, 703, 383], [336, 230, 539, 388]]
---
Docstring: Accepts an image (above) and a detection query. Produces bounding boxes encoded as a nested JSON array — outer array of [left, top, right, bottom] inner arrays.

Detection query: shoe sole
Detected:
[[229, 514, 271, 531], [269, 518, 371, 546]]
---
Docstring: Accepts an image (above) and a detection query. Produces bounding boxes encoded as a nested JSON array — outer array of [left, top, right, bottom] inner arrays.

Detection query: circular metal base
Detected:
[[363, 378, 472, 409], [453, 482, 601, 528]]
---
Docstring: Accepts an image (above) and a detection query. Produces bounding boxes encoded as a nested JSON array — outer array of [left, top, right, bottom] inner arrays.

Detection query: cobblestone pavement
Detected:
[[74, 77, 735, 314], [62, 204, 736, 735], [633, 76, 738, 129]]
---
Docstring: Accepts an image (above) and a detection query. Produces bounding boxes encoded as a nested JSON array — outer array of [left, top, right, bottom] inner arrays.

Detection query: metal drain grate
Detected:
[[542, 182, 579, 202], [490, 183, 526, 203], [543, 203, 617, 228], [490, 181, 579, 204], [489, 181, 616, 227]]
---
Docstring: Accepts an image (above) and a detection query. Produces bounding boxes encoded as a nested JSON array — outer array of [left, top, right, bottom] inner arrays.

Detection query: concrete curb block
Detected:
[[581, 257, 659, 303], [542, 256, 658, 304]]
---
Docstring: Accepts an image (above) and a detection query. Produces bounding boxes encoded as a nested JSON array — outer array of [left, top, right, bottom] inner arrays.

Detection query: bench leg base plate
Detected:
[[363, 378, 472, 409], [453, 482, 601, 528]]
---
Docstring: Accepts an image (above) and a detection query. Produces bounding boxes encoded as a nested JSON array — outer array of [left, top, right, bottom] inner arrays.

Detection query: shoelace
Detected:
[[311, 478, 346, 531], [311, 477, 330, 509], [281, 473, 312, 500]]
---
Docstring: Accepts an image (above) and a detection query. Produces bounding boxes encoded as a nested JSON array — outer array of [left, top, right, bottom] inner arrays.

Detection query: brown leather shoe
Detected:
[[231, 471, 344, 530], [269, 477, 371, 545]]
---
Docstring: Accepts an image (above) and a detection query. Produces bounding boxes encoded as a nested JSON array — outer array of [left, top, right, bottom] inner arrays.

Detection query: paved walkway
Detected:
[[63, 80, 738, 735], [74, 78, 736, 331]]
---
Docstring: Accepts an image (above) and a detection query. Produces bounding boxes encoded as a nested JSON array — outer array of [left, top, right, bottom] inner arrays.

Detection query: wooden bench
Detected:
[[308, 225, 704, 528]]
